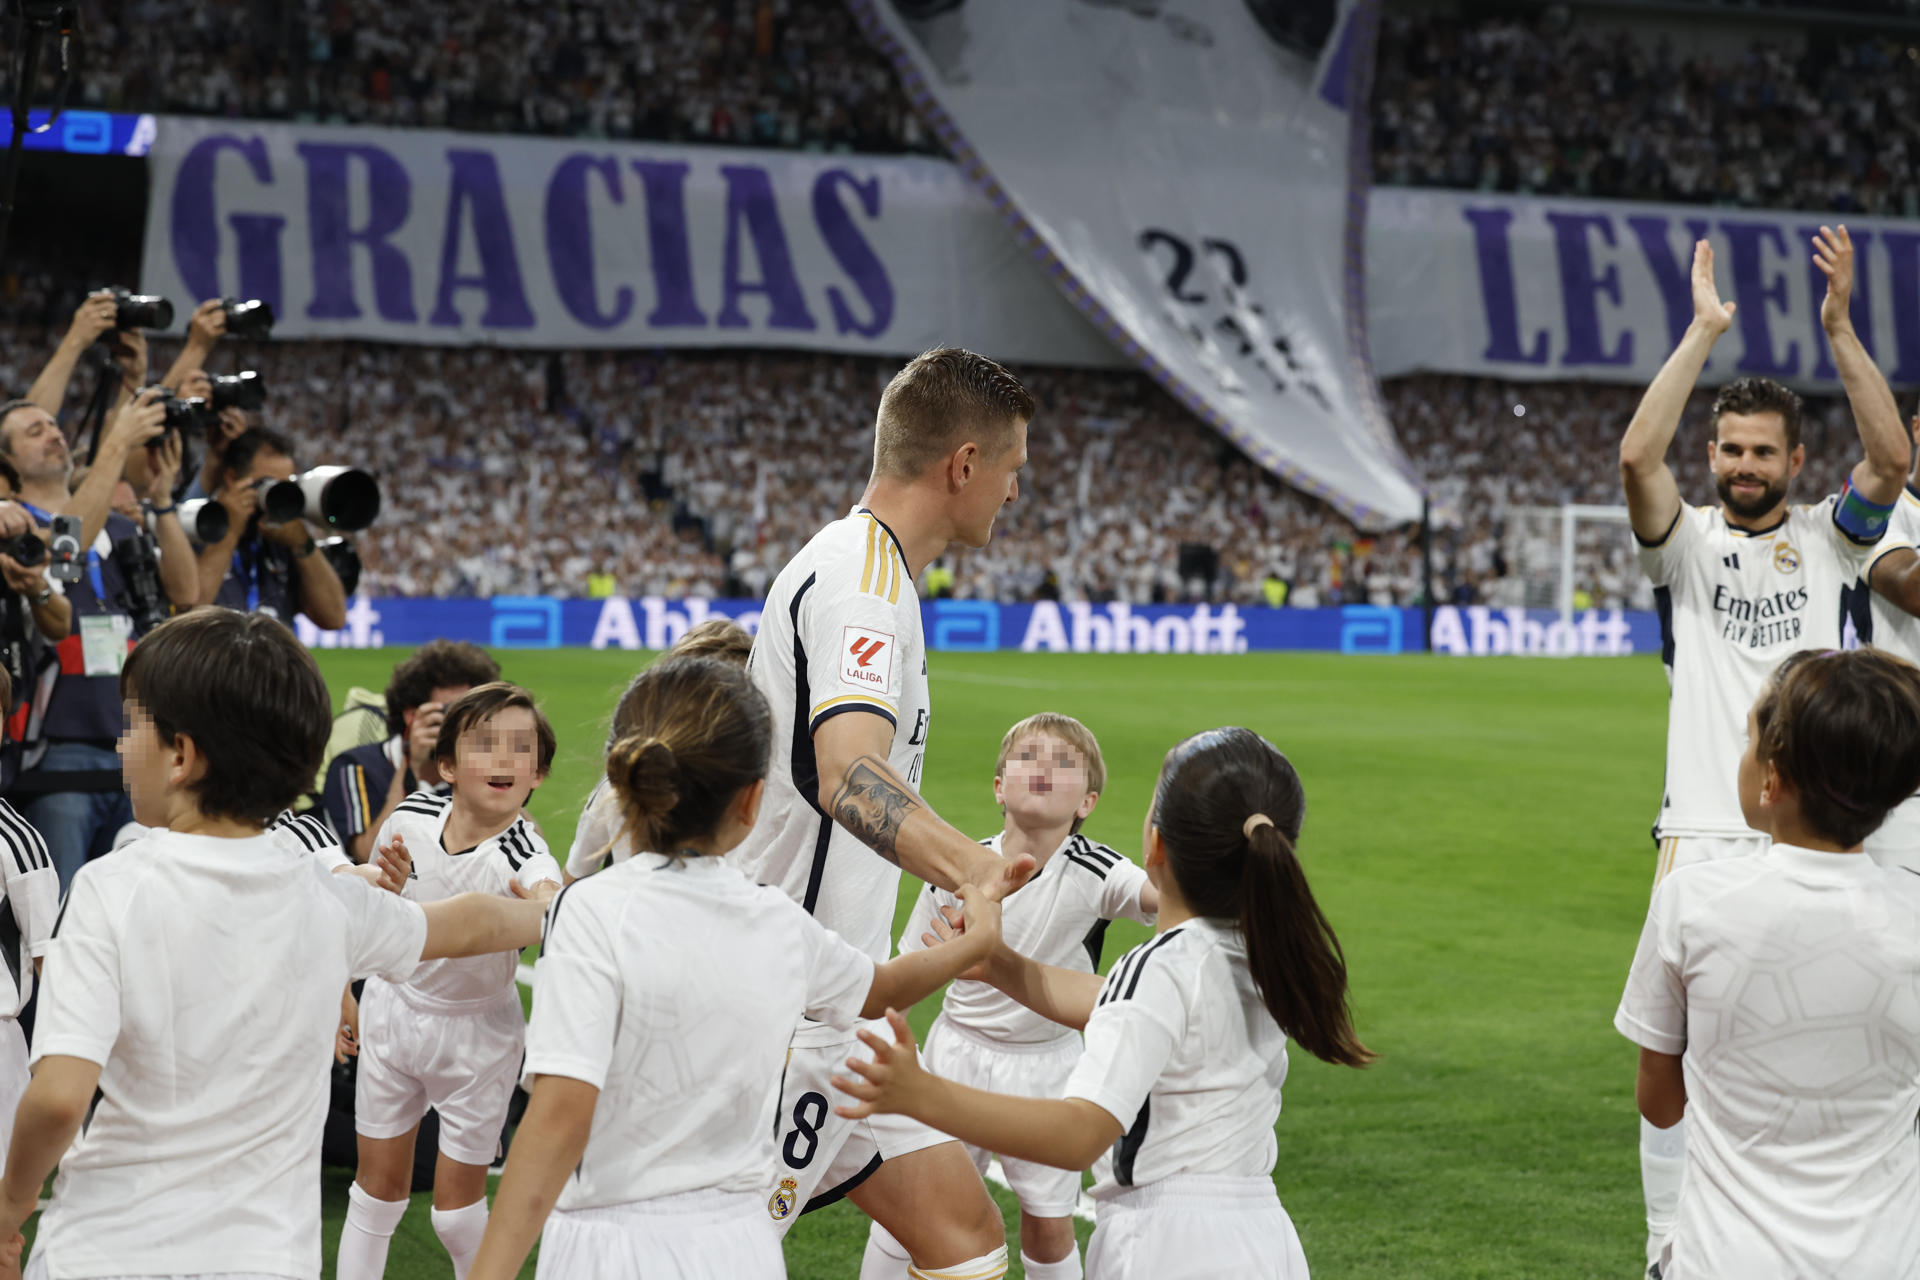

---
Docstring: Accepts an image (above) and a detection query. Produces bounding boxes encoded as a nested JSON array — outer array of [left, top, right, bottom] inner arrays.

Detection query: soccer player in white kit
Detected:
[[834, 727, 1371, 1280], [0, 610, 549, 1280], [732, 348, 1039, 1280], [868, 713, 1157, 1280], [1616, 648, 1920, 1278], [1616, 228, 1909, 1273], [338, 683, 564, 1280], [467, 655, 1014, 1280], [1859, 410, 1920, 873]]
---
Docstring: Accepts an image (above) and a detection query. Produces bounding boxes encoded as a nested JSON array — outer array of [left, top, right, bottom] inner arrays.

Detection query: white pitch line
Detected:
[[984, 1157, 1097, 1224]]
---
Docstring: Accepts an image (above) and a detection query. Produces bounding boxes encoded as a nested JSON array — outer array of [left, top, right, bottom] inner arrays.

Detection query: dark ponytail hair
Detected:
[[604, 656, 772, 855], [1152, 727, 1373, 1068]]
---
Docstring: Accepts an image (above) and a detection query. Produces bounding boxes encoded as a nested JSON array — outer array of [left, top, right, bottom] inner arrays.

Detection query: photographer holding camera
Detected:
[[195, 427, 349, 632], [23, 290, 150, 422], [163, 299, 257, 501], [0, 460, 71, 644], [0, 392, 198, 890]]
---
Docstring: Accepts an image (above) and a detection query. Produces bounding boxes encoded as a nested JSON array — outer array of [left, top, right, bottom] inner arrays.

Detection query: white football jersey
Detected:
[[1638, 499, 1879, 838], [1615, 845, 1920, 1275], [524, 855, 874, 1211], [729, 508, 931, 1035], [1064, 919, 1288, 1200], [375, 790, 562, 1006], [0, 800, 55, 1018], [271, 810, 351, 873], [901, 833, 1153, 1045], [564, 779, 633, 879]]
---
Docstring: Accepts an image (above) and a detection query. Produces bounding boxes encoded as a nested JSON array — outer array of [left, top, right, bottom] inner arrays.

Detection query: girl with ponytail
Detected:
[[470, 656, 1008, 1280], [832, 726, 1369, 1280]]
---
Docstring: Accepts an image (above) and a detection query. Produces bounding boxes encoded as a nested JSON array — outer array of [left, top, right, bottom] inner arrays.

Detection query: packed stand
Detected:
[[64, 0, 936, 155], [1372, 12, 1920, 215]]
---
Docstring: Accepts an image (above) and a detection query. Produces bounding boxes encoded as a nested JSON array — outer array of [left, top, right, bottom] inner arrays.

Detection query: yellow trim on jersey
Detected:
[[810, 693, 894, 720], [1654, 837, 1677, 885], [859, 519, 878, 593], [354, 765, 371, 832], [908, 1265, 1008, 1280], [887, 545, 904, 603], [874, 528, 893, 600]]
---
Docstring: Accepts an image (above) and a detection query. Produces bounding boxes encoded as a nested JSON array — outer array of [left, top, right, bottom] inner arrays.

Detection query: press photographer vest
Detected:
[[213, 537, 298, 622], [36, 510, 142, 745]]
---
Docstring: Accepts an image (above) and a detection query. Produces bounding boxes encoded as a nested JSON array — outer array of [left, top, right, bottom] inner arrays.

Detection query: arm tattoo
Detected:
[[831, 756, 921, 865]]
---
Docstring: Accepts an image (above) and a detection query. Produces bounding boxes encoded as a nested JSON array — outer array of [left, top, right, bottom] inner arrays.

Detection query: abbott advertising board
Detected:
[[292, 597, 1658, 657]]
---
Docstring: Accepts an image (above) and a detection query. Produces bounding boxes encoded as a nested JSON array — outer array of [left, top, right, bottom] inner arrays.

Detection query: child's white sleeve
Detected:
[[1101, 857, 1157, 926], [566, 782, 619, 878], [1614, 880, 1687, 1055], [334, 875, 430, 983], [515, 850, 566, 891], [524, 885, 620, 1089], [0, 802, 57, 960], [31, 871, 124, 1068], [1063, 943, 1187, 1128], [796, 906, 877, 1031]]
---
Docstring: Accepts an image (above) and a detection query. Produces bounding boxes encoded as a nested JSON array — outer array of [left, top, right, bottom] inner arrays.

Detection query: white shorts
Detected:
[[0, 1018, 28, 1160], [922, 1014, 1083, 1218], [354, 979, 524, 1167], [1864, 795, 1920, 874], [1086, 1175, 1306, 1280], [1652, 834, 1767, 886], [763, 1019, 955, 1237], [536, 1190, 781, 1280]]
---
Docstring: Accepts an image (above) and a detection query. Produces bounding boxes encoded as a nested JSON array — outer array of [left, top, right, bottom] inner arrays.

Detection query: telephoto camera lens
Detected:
[[221, 298, 276, 340], [208, 371, 266, 413], [110, 288, 174, 331], [1, 534, 46, 568]]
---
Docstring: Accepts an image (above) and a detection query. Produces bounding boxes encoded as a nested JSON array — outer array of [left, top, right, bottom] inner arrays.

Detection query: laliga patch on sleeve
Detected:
[[841, 626, 896, 696]]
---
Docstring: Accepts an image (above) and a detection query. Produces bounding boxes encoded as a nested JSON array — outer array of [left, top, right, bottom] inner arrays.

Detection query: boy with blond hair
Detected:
[[867, 713, 1157, 1280]]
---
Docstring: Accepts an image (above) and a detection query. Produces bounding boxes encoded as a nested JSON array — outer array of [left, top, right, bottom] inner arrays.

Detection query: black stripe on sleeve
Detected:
[[1063, 850, 1114, 880], [540, 879, 582, 951], [1071, 836, 1120, 868], [1120, 928, 1185, 1002], [0, 802, 49, 874], [1097, 949, 1143, 1008]]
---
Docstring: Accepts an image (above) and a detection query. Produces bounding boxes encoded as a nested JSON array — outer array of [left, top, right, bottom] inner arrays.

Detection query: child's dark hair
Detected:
[[1753, 649, 1920, 847], [433, 682, 557, 774], [603, 620, 753, 751], [605, 656, 771, 854], [121, 609, 331, 824], [1152, 727, 1372, 1068], [383, 640, 501, 737]]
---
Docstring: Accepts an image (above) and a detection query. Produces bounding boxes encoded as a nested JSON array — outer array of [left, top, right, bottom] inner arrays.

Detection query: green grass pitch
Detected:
[[291, 647, 1669, 1279]]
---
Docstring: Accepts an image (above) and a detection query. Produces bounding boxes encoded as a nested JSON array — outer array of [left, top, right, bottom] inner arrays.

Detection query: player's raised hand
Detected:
[[921, 904, 993, 982], [832, 1008, 924, 1119], [1691, 238, 1735, 336], [1814, 224, 1856, 333], [979, 851, 1036, 903]]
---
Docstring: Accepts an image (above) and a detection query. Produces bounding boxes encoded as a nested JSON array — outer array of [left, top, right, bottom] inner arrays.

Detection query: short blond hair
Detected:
[[668, 618, 753, 668], [995, 713, 1106, 834], [873, 347, 1035, 480]]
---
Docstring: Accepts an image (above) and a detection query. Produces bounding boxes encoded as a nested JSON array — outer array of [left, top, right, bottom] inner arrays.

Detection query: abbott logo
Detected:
[[929, 601, 1000, 651], [1338, 606, 1403, 655], [491, 596, 562, 648]]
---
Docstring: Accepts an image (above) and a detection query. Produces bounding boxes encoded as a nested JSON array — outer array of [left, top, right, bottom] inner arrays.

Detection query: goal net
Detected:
[[1503, 504, 1650, 618]]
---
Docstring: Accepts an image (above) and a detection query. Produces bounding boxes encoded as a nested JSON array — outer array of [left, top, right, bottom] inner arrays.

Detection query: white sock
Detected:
[[431, 1199, 490, 1280], [862, 1221, 913, 1280], [1022, 1249, 1083, 1280], [909, 1246, 1009, 1280], [1640, 1116, 1685, 1266], [337, 1182, 409, 1280]]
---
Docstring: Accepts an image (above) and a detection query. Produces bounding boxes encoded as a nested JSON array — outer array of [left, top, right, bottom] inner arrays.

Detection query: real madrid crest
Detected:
[[769, 1176, 800, 1220], [1773, 541, 1800, 574]]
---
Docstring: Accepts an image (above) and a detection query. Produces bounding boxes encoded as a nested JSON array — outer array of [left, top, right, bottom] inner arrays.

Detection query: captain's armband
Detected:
[[1834, 478, 1894, 545]]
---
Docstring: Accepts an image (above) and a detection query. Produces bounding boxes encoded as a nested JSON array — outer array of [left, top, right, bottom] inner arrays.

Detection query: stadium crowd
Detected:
[[67, 0, 934, 154], [1372, 13, 1920, 214], [2, 314, 1864, 615]]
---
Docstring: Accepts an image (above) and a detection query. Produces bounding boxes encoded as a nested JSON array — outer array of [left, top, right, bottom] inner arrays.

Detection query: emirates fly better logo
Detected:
[[841, 626, 896, 694]]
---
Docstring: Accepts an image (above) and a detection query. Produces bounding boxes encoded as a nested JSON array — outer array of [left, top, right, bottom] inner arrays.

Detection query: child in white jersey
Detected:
[[467, 655, 1007, 1280], [834, 726, 1373, 1280], [338, 682, 565, 1280], [0, 609, 548, 1280], [867, 713, 1156, 1280], [0, 668, 57, 1166], [1616, 647, 1920, 1278], [564, 618, 753, 883]]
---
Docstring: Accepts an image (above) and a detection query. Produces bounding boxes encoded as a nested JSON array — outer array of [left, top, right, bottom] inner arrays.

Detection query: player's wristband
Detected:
[[1834, 478, 1894, 544], [147, 501, 175, 517]]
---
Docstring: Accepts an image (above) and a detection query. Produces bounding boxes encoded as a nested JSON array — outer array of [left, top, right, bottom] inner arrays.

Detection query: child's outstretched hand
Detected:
[[832, 1008, 925, 1120], [920, 905, 992, 983], [334, 987, 360, 1064], [0, 1228, 23, 1280], [373, 833, 413, 894]]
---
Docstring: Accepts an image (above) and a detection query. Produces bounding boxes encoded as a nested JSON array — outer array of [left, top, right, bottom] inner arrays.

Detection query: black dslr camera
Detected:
[[0, 534, 45, 568], [222, 298, 275, 340], [207, 371, 265, 412], [108, 287, 173, 331]]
